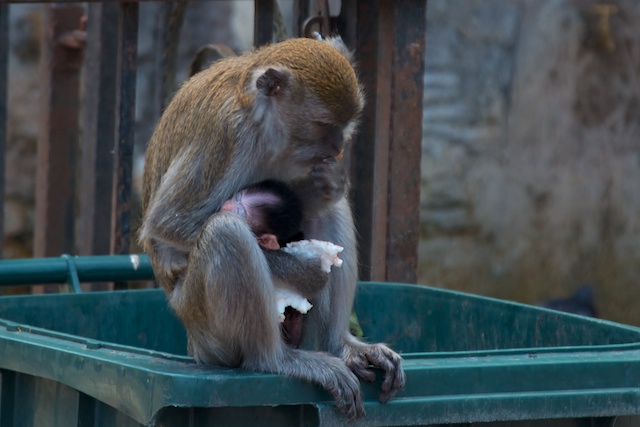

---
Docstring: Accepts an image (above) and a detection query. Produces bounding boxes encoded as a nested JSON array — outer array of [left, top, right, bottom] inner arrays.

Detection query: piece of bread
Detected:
[[282, 239, 344, 273], [275, 287, 312, 322]]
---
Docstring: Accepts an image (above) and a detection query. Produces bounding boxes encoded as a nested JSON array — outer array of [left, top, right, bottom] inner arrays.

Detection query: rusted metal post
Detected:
[[158, 1, 187, 112], [77, 3, 119, 291], [0, 4, 8, 259], [254, 0, 274, 46], [385, 0, 427, 283], [34, 4, 84, 264], [292, 0, 309, 37], [111, 1, 138, 289], [345, 0, 427, 283], [79, 3, 118, 257]]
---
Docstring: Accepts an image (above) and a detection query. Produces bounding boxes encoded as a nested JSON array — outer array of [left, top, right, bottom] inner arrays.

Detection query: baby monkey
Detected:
[[221, 180, 304, 251], [221, 180, 343, 348]]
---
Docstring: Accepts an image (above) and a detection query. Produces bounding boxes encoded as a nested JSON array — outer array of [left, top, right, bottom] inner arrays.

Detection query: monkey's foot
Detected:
[[343, 342, 406, 403], [321, 358, 366, 420], [281, 349, 365, 420]]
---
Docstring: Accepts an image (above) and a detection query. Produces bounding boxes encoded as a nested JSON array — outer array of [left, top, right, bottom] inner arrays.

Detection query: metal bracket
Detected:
[[302, 0, 332, 39], [61, 254, 82, 293]]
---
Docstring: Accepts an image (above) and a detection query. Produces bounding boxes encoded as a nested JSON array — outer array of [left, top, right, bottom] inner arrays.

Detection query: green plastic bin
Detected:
[[0, 256, 639, 426]]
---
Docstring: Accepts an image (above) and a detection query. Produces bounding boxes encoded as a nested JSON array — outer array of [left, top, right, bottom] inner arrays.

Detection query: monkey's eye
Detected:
[[313, 122, 343, 153], [314, 122, 333, 132]]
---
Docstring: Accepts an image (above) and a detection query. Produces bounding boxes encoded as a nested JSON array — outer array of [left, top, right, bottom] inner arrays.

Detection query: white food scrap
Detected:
[[275, 288, 313, 322], [282, 239, 344, 273]]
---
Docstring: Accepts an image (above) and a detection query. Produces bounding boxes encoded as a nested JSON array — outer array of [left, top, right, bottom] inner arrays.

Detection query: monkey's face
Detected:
[[289, 120, 346, 163], [247, 38, 363, 169], [280, 89, 360, 168]]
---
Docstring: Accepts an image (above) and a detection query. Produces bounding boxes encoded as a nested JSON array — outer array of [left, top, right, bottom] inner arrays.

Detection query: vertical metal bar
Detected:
[[336, 0, 356, 47], [385, 0, 427, 283], [34, 4, 84, 260], [348, 0, 389, 282], [347, 0, 426, 283], [254, 0, 275, 46], [79, 3, 118, 256], [111, 2, 138, 289], [78, 3, 119, 291], [158, 1, 187, 112], [0, 4, 8, 260], [292, 0, 309, 37]]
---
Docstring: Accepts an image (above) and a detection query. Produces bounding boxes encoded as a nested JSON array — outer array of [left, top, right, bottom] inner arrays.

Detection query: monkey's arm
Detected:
[[264, 250, 329, 298], [304, 198, 406, 404]]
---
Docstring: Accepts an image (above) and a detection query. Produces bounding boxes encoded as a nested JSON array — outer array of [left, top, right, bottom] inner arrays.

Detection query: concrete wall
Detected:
[[419, 0, 640, 325]]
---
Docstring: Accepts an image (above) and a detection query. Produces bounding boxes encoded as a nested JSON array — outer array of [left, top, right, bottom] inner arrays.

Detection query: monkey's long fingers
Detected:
[[363, 344, 406, 403], [309, 160, 346, 202], [347, 353, 377, 383], [326, 369, 365, 420], [334, 388, 365, 420]]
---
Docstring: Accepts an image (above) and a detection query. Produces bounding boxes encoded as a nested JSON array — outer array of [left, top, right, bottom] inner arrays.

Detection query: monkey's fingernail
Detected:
[[335, 149, 345, 161], [321, 156, 336, 164]]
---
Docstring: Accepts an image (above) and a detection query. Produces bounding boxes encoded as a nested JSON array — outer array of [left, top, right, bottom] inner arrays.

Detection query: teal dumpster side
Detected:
[[1, 282, 640, 426]]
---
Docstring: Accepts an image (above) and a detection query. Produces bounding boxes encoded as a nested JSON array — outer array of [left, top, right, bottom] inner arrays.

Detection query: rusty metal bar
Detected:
[[34, 4, 84, 259], [347, 0, 390, 282], [79, 3, 118, 257], [0, 4, 8, 259], [158, 1, 187, 112], [346, 0, 426, 283], [111, 2, 138, 288], [78, 3, 119, 291], [254, 0, 274, 46], [292, 0, 309, 37], [385, 0, 426, 283], [336, 1, 356, 47]]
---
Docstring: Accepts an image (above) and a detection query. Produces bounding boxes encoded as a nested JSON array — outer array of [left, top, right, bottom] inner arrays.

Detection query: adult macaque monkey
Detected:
[[140, 36, 405, 419]]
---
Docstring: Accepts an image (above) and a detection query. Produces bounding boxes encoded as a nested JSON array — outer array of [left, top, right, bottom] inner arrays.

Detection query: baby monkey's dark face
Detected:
[[220, 180, 304, 250], [221, 189, 281, 237]]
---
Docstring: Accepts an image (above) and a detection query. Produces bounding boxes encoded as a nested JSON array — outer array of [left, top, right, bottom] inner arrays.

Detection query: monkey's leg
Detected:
[[304, 199, 406, 403], [174, 212, 365, 419]]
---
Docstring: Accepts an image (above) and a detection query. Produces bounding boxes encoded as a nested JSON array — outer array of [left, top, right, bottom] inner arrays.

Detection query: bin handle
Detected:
[[61, 254, 82, 293]]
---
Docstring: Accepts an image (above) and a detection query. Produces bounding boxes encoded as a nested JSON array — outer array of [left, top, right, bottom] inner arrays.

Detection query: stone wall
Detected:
[[419, 0, 640, 325], [4, 5, 40, 260]]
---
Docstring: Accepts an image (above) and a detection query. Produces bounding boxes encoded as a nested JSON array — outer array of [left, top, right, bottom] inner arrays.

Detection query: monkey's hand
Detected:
[[310, 157, 347, 203], [343, 341, 406, 404], [289, 157, 348, 217]]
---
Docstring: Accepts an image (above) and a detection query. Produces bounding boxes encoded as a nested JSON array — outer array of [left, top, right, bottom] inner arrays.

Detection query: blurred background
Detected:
[[4, 0, 640, 324]]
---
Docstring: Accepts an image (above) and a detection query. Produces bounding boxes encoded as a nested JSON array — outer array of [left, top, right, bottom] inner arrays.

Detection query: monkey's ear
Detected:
[[255, 68, 290, 97]]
